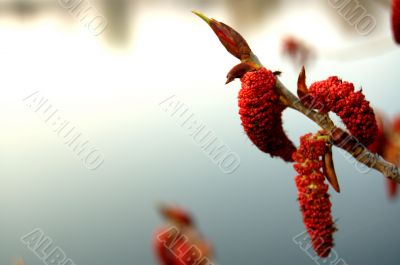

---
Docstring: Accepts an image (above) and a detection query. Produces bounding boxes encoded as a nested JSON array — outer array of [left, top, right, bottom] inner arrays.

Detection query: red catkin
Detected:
[[239, 68, 296, 162], [392, 0, 400, 44], [293, 133, 335, 257], [305, 76, 377, 146]]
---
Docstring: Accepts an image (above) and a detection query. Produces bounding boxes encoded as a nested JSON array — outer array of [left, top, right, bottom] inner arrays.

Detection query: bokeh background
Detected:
[[0, 0, 399, 264]]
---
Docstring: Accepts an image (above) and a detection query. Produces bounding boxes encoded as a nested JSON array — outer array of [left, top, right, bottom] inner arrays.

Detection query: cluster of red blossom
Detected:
[[190, 10, 397, 261], [238, 69, 378, 157], [304, 76, 377, 146], [237, 67, 377, 257], [239, 68, 296, 162], [293, 132, 335, 257], [370, 114, 400, 199], [154, 205, 213, 265]]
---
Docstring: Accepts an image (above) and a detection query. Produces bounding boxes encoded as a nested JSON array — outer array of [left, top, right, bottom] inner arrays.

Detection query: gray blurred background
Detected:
[[0, 0, 399, 264]]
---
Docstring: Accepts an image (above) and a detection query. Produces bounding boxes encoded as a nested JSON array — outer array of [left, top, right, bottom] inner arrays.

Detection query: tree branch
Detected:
[[192, 10, 400, 184], [275, 79, 400, 183]]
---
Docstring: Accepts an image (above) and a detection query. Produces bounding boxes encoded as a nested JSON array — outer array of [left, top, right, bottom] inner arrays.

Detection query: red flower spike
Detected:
[[392, 0, 400, 44], [294, 132, 336, 258], [307, 77, 378, 146], [239, 68, 296, 162], [192, 11, 253, 62]]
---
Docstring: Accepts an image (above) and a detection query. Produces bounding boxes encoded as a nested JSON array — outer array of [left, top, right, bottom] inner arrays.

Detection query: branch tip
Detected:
[[192, 10, 211, 24]]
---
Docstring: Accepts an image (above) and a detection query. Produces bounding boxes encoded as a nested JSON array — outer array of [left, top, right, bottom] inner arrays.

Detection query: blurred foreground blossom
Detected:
[[153, 204, 214, 265]]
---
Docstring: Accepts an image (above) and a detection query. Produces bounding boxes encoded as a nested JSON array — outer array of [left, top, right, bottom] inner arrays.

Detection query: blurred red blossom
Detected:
[[369, 114, 400, 199], [153, 204, 213, 265], [282, 36, 314, 67], [392, 0, 400, 44]]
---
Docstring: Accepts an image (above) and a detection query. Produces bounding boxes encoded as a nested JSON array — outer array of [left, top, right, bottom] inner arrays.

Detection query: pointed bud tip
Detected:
[[297, 66, 307, 90], [331, 180, 341, 193], [324, 149, 341, 193], [226, 78, 234, 84], [297, 65, 312, 107], [192, 10, 211, 24], [192, 11, 254, 61]]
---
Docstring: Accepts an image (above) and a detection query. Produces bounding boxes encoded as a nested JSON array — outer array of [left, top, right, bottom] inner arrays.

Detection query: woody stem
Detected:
[[275, 79, 400, 183]]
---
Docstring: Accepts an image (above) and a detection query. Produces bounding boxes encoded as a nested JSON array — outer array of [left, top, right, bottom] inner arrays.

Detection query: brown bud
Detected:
[[192, 11, 252, 61], [297, 66, 313, 108], [323, 144, 341, 193], [226, 62, 260, 84]]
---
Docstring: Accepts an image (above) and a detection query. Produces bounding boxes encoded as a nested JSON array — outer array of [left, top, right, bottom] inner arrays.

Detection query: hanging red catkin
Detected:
[[239, 68, 296, 162], [293, 132, 336, 257], [302, 76, 377, 146], [191, 11, 295, 162], [392, 0, 400, 44]]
